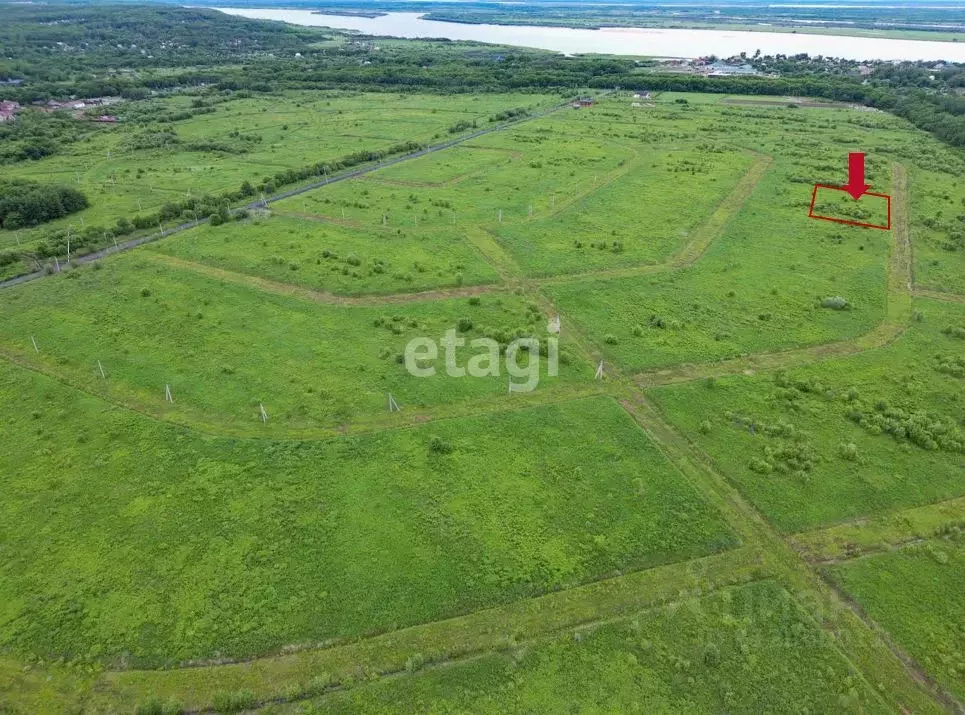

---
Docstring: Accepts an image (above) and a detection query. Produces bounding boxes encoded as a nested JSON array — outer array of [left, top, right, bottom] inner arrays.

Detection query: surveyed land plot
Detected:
[[147, 214, 500, 295], [0, 91, 556, 248], [288, 582, 889, 713], [492, 146, 755, 277], [0, 374, 735, 667], [273, 128, 630, 230], [548, 161, 891, 373], [828, 538, 965, 702], [648, 298, 965, 533], [0, 255, 590, 431]]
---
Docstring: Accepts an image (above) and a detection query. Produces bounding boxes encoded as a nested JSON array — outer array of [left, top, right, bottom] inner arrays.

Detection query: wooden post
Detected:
[[97, 360, 106, 379], [30, 336, 38, 353], [165, 384, 173, 403]]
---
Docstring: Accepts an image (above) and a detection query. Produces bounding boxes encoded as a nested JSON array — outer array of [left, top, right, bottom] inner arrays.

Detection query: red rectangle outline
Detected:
[[808, 184, 891, 231]]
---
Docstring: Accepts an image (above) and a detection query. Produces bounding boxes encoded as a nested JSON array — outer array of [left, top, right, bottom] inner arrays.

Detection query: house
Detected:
[[704, 62, 759, 77], [94, 115, 118, 123], [572, 97, 594, 109]]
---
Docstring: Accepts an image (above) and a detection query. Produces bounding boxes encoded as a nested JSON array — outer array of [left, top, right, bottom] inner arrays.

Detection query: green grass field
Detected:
[[0, 91, 557, 257], [649, 298, 965, 533], [0, 254, 592, 431], [289, 581, 889, 713], [1, 89, 963, 712], [147, 215, 500, 295], [829, 538, 965, 702], [0, 367, 734, 667]]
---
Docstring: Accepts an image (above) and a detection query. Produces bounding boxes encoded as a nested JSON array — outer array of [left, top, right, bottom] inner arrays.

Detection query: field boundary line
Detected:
[[89, 547, 767, 711], [144, 252, 505, 306], [0, 340, 606, 441], [0, 93, 610, 291], [791, 493, 965, 565], [913, 288, 965, 304], [634, 163, 913, 389], [535, 151, 772, 287]]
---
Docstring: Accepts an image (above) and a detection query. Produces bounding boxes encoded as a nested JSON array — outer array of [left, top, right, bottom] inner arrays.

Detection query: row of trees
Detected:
[[0, 181, 88, 230]]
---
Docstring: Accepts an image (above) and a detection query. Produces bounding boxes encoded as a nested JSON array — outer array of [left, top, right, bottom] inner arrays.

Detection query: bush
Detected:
[[140, 288, 151, 298], [821, 296, 849, 310], [209, 213, 223, 227], [838, 442, 860, 462], [604, 334, 618, 345], [429, 436, 453, 454], [457, 317, 473, 332]]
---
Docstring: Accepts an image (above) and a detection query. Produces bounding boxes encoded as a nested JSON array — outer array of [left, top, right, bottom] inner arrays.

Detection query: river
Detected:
[[214, 8, 965, 62]]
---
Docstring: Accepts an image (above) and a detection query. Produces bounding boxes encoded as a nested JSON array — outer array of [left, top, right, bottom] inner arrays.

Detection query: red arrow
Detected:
[[844, 152, 870, 200]]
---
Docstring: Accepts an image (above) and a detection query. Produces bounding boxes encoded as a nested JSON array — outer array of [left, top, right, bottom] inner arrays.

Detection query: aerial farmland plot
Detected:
[[1, 88, 964, 714], [0, 91, 558, 264]]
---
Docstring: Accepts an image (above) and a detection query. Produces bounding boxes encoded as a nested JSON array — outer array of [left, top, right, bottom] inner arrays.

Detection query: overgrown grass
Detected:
[[649, 298, 965, 532], [289, 581, 889, 713], [828, 536, 965, 701], [0, 372, 734, 667], [148, 214, 499, 295]]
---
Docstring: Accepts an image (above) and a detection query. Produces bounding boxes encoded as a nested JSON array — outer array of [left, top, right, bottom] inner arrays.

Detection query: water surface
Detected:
[[214, 8, 965, 61]]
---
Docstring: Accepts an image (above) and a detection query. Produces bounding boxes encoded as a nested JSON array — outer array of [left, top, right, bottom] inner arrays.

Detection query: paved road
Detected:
[[0, 93, 599, 290]]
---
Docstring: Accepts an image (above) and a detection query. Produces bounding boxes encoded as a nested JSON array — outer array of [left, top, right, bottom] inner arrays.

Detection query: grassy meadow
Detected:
[[648, 297, 965, 533], [0, 368, 734, 666], [549, 158, 891, 372], [0, 255, 591, 431], [290, 581, 889, 714], [829, 538, 965, 701], [1, 89, 964, 712], [0, 91, 557, 255], [147, 214, 500, 295]]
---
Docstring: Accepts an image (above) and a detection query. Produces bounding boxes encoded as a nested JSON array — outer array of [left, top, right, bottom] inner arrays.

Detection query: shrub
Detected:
[[429, 436, 453, 454], [140, 288, 151, 298], [604, 334, 618, 345], [209, 213, 223, 227], [838, 442, 860, 462], [468, 296, 481, 306], [821, 296, 849, 310], [457, 317, 473, 332], [346, 254, 361, 266]]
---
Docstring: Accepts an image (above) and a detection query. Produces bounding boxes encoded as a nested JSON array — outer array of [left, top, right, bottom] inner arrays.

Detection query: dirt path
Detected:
[[537, 153, 772, 287], [0, 94, 601, 291], [147, 252, 504, 306], [636, 163, 914, 388], [914, 288, 965, 304]]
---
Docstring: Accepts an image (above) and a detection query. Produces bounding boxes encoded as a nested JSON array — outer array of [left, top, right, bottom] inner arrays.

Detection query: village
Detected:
[[0, 95, 122, 123]]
